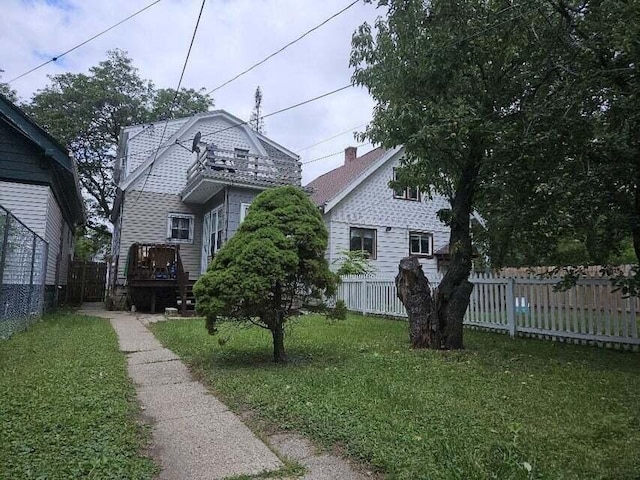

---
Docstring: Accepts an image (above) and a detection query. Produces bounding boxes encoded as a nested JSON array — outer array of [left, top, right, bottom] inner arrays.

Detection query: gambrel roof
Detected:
[[118, 109, 298, 192]]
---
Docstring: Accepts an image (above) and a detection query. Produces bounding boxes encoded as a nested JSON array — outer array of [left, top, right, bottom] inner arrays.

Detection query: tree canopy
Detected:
[[25, 49, 213, 248], [193, 186, 336, 362], [351, 0, 582, 348]]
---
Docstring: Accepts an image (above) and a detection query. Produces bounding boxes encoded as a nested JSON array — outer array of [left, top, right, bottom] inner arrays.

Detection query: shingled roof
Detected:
[[307, 146, 387, 207]]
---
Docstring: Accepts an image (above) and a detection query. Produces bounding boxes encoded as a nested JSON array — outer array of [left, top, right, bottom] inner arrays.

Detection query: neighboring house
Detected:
[[0, 93, 84, 308], [110, 110, 300, 311], [306, 146, 451, 279]]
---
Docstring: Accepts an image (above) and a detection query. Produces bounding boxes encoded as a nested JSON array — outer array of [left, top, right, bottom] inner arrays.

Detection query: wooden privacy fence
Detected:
[[66, 260, 107, 304], [336, 274, 640, 347]]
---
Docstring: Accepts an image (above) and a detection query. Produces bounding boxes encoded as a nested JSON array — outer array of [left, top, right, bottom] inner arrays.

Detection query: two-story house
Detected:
[[306, 146, 451, 279], [110, 110, 300, 312]]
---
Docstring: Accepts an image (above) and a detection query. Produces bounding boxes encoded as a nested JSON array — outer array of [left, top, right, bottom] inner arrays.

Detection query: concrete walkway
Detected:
[[79, 304, 370, 480]]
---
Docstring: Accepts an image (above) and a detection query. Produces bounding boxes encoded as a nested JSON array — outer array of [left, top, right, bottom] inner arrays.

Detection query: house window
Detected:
[[409, 231, 433, 257], [234, 148, 249, 159], [393, 168, 420, 201], [350, 227, 376, 259], [167, 213, 194, 243], [240, 203, 251, 223]]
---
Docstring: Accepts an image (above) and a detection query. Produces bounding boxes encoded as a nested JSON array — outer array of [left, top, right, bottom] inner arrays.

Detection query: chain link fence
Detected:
[[0, 204, 48, 339]]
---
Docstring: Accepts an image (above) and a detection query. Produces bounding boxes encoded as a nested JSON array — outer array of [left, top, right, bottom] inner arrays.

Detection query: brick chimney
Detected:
[[344, 146, 357, 164]]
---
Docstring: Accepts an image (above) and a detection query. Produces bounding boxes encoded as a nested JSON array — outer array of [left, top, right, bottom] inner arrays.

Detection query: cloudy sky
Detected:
[[1, 0, 387, 184]]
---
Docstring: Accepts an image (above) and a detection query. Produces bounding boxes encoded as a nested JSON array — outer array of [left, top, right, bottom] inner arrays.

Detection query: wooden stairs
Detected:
[[176, 280, 197, 315]]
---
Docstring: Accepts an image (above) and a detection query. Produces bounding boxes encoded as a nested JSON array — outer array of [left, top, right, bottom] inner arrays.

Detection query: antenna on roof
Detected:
[[191, 131, 202, 153]]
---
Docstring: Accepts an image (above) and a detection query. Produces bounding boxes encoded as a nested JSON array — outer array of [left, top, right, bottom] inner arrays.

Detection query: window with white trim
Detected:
[[240, 203, 251, 223], [167, 213, 194, 243], [350, 227, 377, 259], [409, 231, 433, 257], [393, 168, 420, 201]]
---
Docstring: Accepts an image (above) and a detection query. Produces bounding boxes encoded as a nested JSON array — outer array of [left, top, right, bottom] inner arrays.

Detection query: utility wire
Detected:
[[136, 0, 207, 201], [171, 84, 354, 151], [119, 3, 536, 167], [116, 83, 354, 165], [206, 0, 360, 95], [296, 122, 368, 152], [302, 142, 371, 165], [8, 0, 164, 84]]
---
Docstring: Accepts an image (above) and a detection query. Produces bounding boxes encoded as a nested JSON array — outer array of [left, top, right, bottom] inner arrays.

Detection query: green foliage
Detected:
[[333, 249, 375, 277], [350, 0, 575, 345], [326, 299, 348, 321], [194, 186, 336, 360], [0, 70, 17, 102], [153, 315, 640, 480], [26, 49, 213, 252], [0, 312, 157, 479]]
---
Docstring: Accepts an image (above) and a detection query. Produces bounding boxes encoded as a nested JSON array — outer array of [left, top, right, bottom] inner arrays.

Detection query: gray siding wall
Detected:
[[0, 181, 73, 286], [117, 190, 203, 283], [0, 181, 49, 238], [226, 187, 261, 239], [326, 153, 451, 280], [127, 117, 259, 195], [44, 190, 62, 285]]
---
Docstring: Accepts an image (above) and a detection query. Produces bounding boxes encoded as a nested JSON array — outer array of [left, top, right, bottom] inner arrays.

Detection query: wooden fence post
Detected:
[[506, 277, 516, 338]]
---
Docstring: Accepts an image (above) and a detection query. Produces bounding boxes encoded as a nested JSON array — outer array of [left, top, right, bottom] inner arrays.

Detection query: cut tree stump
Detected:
[[395, 256, 440, 348]]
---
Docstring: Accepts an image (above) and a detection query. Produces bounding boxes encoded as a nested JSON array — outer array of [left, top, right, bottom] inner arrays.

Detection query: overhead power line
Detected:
[[302, 142, 371, 165], [120, 2, 536, 168], [136, 0, 207, 201], [296, 121, 368, 152], [116, 83, 354, 165], [168, 84, 354, 154], [8, 0, 164, 84], [206, 0, 360, 94]]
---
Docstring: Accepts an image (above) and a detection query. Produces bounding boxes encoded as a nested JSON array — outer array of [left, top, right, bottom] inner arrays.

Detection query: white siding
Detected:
[[0, 182, 73, 286], [127, 117, 257, 195], [44, 190, 62, 285], [326, 154, 450, 279], [0, 181, 49, 238]]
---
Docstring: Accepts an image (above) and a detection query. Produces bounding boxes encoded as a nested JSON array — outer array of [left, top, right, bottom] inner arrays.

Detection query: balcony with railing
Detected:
[[182, 145, 301, 203]]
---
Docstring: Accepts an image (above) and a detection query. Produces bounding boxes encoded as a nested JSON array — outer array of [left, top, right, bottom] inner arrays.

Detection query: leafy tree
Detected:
[[475, 1, 640, 272], [193, 186, 336, 362], [351, 0, 575, 348], [0, 70, 17, 102], [26, 49, 213, 245], [249, 86, 266, 134]]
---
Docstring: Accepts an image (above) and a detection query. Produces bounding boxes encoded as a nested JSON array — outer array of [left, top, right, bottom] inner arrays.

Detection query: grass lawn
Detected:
[[152, 314, 640, 480], [0, 312, 158, 479]]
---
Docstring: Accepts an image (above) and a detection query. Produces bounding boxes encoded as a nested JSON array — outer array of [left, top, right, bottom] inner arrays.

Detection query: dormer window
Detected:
[[393, 168, 420, 201]]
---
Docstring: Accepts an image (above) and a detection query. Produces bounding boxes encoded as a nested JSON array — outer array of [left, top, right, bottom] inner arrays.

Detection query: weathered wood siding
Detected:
[[326, 153, 450, 278], [117, 190, 203, 282]]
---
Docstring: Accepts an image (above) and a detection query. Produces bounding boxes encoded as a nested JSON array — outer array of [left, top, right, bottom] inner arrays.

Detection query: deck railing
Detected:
[[186, 146, 301, 187]]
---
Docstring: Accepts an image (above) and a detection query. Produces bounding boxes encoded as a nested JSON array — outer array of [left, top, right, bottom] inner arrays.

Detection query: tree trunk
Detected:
[[396, 257, 438, 348], [435, 155, 481, 349], [271, 318, 287, 363]]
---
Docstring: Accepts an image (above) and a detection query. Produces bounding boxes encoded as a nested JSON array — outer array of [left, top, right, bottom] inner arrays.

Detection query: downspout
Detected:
[[224, 186, 230, 242]]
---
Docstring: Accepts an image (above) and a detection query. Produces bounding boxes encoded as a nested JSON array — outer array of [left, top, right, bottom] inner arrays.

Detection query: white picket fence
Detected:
[[336, 274, 640, 347]]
